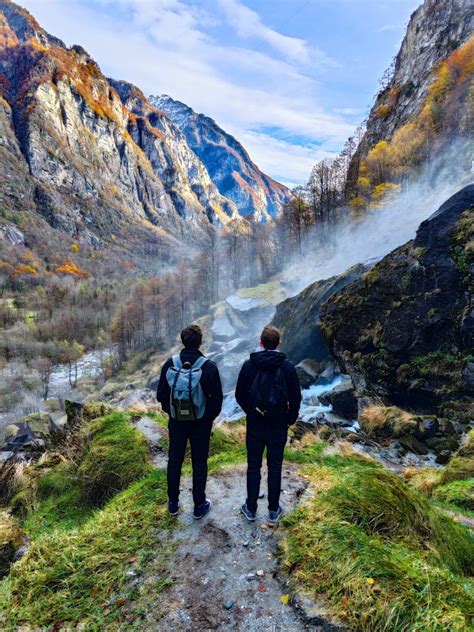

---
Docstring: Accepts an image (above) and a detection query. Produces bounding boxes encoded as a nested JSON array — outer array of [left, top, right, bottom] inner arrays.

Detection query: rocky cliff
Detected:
[[1, 0, 299, 260], [320, 185, 474, 412], [347, 0, 474, 195], [151, 95, 291, 222]]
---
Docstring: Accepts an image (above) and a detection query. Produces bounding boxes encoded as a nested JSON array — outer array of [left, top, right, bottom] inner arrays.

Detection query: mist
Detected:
[[282, 138, 474, 295]]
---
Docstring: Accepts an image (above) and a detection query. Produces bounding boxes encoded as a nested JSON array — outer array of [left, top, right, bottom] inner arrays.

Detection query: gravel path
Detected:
[[142, 464, 327, 631], [132, 416, 346, 631]]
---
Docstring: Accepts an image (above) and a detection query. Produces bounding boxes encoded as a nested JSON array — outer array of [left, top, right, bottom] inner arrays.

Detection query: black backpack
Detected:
[[249, 366, 289, 419]]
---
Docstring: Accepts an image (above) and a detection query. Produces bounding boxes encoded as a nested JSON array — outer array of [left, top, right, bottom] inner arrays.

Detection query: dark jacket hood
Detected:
[[179, 348, 205, 365], [250, 350, 287, 370]]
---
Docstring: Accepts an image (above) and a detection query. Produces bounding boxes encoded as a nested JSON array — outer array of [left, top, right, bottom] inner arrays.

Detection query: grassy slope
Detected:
[[1, 414, 473, 630]]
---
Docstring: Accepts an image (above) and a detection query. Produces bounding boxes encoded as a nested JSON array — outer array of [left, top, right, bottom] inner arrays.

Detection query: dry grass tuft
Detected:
[[360, 405, 417, 438]]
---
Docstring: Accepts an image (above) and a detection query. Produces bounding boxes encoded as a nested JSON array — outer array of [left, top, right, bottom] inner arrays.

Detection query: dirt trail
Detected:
[[143, 464, 342, 631], [131, 416, 345, 630]]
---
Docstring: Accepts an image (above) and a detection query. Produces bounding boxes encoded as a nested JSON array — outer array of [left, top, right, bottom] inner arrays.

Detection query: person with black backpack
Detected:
[[235, 325, 301, 525], [157, 324, 223, 519]]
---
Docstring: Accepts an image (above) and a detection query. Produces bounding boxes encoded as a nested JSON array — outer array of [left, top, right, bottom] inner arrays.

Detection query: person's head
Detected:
[[181, 324, 203, 350], [260, 325, 281, 351]]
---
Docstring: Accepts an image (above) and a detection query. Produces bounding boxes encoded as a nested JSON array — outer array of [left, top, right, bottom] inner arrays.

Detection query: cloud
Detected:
[[238, 130, 335, 188], [378, 24, 398, 32], [19, 0, 355, 184], [334, 107, 365, 116], [217, 0, 310, 62]]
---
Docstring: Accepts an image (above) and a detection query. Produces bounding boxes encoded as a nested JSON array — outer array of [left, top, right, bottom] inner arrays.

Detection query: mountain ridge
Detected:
[[0, 0, 289, 266], [151, 94, 290, 222]]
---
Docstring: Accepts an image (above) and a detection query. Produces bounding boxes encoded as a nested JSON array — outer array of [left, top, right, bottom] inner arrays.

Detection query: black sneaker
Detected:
[[168, 500, 180, 516], [193, 499, 212, 520], [241, 503, 257, 522], [268, 505, 283, 525]]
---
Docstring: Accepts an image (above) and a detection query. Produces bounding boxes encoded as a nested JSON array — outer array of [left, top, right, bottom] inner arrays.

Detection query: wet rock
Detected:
[[415, 417, 439, 440], [317, 361, 338, 386], [436, 450, 452, 465], [425, 435, 460, 456], [320, 185, 474, 411], [319, 381, 358, 418], [399, 435, 430, 455], [295, 359, 320, 388], [273, 264, 369, 364]]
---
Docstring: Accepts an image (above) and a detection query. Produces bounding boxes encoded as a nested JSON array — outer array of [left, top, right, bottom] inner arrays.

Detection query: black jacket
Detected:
[[235, 350, 301, 425], [156, 348, 223, 422]]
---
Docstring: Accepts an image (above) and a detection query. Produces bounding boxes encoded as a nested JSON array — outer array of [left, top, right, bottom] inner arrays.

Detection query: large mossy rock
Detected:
[[320, 185, 474, 412], [272, 263, 369, 364]]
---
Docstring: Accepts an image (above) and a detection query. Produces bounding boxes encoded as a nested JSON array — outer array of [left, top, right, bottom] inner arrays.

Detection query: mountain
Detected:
[[151, 95, 290, 222], [0, 0, 290, 267], [346, 0, 473, 204]]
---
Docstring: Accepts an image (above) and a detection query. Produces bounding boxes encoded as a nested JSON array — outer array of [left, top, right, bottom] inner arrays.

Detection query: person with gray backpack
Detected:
[[157, 324, 223, 519]]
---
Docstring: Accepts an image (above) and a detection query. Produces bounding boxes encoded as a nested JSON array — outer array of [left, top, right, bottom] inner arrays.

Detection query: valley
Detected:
[[0, 0, 473, 629]]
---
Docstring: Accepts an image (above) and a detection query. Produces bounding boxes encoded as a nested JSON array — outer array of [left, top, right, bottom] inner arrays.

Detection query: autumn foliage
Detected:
[[350, 35, 474, 212]]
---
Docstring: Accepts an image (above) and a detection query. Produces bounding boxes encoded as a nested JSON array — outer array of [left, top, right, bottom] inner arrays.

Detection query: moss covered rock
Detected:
[[272, 264, 369, 364], [320, 186, 474, 412]]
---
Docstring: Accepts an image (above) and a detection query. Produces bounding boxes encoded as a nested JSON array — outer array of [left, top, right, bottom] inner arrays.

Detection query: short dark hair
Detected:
[[181, 324, 203, 349], [260, 325, 281, 350]]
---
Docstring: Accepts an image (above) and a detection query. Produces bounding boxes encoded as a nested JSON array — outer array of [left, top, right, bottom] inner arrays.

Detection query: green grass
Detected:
[[406, 431, 474, 517], [433, 479, 474, 512], [77, 412, 152, 506], [281, 449, 474, 631], [1, 470, 174, 630]]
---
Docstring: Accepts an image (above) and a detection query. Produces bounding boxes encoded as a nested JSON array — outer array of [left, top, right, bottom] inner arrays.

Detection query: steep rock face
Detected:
[[320, 185, 474, 411], [151, 95, 290, 222], [0, 0, 237, 252], [272, 264, 369, 365], [347, 0, 474, 189]]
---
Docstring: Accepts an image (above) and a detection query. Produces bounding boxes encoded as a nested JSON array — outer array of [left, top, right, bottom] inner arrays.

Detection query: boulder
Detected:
[[319, 381, 358, 419], [147, 374, 160, 392], [18, 412, 53, 437], [65, 400, 84, 423], [399, 435, 430, 455], [272, 264, 369, 364], [320, 185, 474, 412], [117, 389, 159, 412], [414, 417, 439, 440], [44, 398, 62, 413], [296, 359, 321, 388]]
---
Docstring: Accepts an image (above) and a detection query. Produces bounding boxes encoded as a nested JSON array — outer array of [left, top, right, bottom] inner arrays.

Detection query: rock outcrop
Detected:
[[347, 0, 474, 191], [272, 264, 369, 365], [151, 95, 290, 221], [320, 185, 474, 412]]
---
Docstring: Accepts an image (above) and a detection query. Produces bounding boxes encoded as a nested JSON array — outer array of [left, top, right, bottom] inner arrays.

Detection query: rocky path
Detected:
[[142, 465, 343, 631], [132, 416, 343, 631]]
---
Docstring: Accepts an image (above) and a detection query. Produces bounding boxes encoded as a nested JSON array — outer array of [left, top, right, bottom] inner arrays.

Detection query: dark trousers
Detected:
[[246, 420, 287, 513], [167, 418, 213, 507]]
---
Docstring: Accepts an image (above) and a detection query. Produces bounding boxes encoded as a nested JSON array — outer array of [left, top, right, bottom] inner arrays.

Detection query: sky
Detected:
[[20, 0, 421, 187]]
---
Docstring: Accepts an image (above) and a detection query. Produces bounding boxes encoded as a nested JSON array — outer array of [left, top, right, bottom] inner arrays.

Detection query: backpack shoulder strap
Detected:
[[172, 355, 183, 369], [192, 356, 208, 371]]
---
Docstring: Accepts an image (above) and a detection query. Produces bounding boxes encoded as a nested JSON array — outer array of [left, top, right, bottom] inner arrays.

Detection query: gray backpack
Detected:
[[166, 356, 208, 420]]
